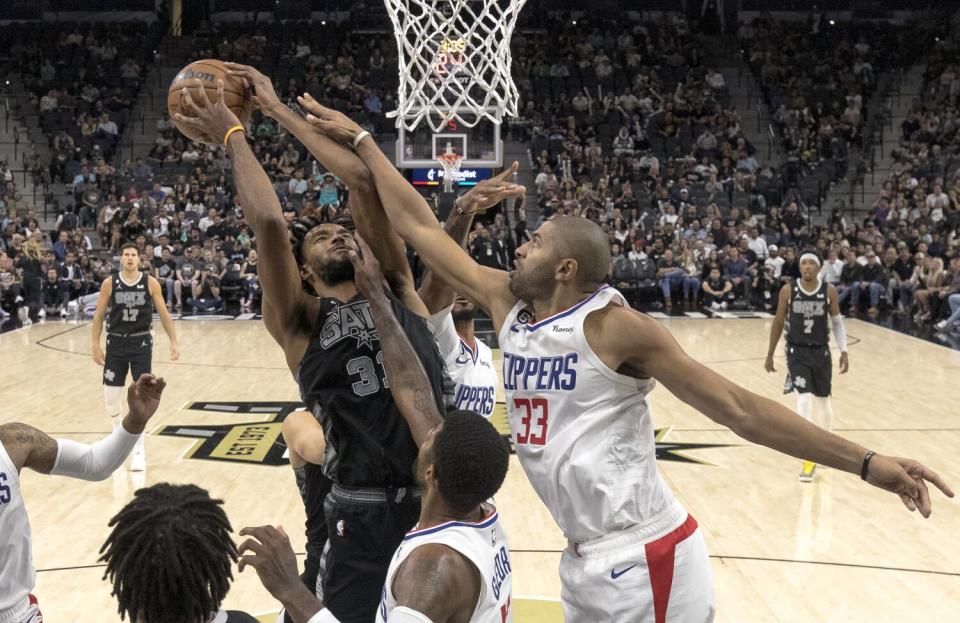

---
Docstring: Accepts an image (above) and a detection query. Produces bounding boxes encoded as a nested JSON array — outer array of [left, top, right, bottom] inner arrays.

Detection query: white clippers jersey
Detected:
[[0, 440, 34, 612], [376, 505, 512, 623], [427, 307, 498, 418], [498, 285, 679, 543]]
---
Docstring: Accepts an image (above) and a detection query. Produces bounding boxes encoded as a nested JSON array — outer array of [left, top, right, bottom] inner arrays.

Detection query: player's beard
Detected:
[[451, 303, 476, 324], [508, 260, 555, 302], [317, 257, 355, 286]]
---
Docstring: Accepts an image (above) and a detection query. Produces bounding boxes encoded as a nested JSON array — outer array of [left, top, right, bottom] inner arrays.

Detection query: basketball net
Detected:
[[436, 151, 463, 193], [384, 0, 527, 132]]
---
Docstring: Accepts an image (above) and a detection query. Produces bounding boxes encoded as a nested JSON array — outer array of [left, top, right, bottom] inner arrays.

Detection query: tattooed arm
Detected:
[[0, 423, 59, 474], [349, 238, 443, 447]]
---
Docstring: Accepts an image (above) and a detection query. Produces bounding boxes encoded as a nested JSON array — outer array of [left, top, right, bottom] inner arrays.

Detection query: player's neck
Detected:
[[799, 276, 819, 291], [532, 284, 597, 324], [454, 320, 475, 349], [417, 494, 486, 530], [312, 280, 358, 303], [121, 268, 140, 281]]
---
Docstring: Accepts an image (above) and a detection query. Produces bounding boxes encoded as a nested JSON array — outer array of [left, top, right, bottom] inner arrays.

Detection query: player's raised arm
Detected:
[[225, 66, 421, 311], [302, 102, 523, 325], [417, 199, 477, 314], [349, 237, 442, 447], [173, 79, 309, 333], [0, 374, 166, 479], [595, 306, 954, 517]]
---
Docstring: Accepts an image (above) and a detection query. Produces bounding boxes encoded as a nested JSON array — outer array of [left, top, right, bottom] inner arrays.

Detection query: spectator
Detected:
[[855, 250, 887, 316], [656, 248, 685, 310], [41, 267, 65, 318], [702, 265, 734, 310]]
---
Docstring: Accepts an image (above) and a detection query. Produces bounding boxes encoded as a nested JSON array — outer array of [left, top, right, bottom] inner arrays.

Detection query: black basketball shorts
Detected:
[[319, 485, 421, 623], [103, 333, 153, 387], [784, 343, 832, 397]]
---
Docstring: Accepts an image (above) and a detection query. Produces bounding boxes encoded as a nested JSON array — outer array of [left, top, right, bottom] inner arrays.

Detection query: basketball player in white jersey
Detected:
[[0, 374, 165, 623], [238, 239, 511, 623], [91, 242, 179, 471], [419, 206, 499, 419], [765, 251, 849, 481], [308, 105, 954, 622]]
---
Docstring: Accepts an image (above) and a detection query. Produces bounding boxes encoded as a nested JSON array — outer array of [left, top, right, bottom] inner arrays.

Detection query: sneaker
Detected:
[[59, 309, 68, 319], [799, 461, 816, 482], [934, 320, 948, 331], [129, 451, 146, 472], [719, 301, 728, 310], [710, 301, 721, 310], [38, 309, 46, 320], [867, 307, 879, 316]]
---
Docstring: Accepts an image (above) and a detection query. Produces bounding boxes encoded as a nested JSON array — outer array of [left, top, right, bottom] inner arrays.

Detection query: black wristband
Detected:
[[860, 450, 876, 481]]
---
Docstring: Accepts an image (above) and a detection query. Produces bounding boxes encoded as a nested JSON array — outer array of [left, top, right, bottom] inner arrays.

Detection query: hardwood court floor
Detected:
[[1, 317, 958, 622]]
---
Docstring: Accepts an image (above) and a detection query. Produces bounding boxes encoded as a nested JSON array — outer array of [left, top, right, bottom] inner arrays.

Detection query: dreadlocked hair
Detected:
[[99, 483, 237, 623]]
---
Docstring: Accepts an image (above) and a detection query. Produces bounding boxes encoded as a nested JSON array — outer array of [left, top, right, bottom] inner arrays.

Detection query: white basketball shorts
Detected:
[[559, 509, 715, 622]]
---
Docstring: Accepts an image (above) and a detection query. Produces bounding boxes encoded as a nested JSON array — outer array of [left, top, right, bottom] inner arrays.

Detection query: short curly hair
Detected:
[[431, 411, 510, 513]]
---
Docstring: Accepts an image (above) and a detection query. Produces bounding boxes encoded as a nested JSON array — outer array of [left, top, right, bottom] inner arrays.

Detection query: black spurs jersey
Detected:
[[787, 279, 829, 347], [296, 289, 451, 488], [107, 272, 153, 334]]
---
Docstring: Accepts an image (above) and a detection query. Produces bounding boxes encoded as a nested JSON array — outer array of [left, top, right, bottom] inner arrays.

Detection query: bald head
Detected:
[[548, 216, 611, 287]]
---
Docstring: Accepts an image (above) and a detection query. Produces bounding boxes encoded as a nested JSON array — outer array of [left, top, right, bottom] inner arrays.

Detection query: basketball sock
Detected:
[[795, 391, 812, 422], [812, 396, 834, 431], [104, 385, 123, 429]]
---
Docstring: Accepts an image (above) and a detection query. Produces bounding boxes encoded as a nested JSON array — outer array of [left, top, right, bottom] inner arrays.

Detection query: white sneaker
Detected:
[[934, 320, 947, 331], [129, 451, 146, 472], [60, 309, 69, 318], [38, 309, 45, 319], [720, 301, 728, 310]]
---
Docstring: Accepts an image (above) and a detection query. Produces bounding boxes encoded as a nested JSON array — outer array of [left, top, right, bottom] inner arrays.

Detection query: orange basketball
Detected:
[[167, 59, 251, 145]]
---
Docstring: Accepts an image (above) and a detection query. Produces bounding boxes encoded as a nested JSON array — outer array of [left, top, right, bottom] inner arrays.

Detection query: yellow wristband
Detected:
[[223, 124, 245, 146]]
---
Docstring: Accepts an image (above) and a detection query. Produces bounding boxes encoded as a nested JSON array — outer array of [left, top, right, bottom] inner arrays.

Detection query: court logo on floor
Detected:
[[162, 401, 733, 466], [157, 401, 304, 465]]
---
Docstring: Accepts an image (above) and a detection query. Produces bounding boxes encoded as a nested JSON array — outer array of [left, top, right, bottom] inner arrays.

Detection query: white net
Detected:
[[384, 0, 527, 132]]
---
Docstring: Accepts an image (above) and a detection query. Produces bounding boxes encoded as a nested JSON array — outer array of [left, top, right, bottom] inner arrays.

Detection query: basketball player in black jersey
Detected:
[[765, 250, 850, 481], [91, 242, 179, 472], [173, 78, 455, 623]]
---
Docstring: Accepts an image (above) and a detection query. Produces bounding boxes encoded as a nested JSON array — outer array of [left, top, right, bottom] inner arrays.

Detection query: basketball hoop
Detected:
[[384, 0, 527, 132], [436, 152, 464, 193]]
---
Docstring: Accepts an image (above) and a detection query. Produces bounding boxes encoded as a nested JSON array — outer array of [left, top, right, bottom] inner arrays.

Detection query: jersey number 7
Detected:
[[514, 398, 548, 445]]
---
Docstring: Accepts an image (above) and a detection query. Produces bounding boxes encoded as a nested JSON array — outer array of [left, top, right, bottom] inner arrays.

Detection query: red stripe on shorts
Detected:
[[645, 514, 699, 623]]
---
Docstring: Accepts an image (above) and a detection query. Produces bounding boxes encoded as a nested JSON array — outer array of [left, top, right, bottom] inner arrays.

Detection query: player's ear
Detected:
[[556, 258, 578, 284]]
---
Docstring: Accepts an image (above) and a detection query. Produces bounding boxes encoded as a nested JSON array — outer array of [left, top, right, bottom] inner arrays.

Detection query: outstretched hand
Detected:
[[459, 161, 526, 214], [298, 93, 365, 145], [347, 235, 387, 304], [238, 525, 303, 599], [126, 374, 166, 428], [866, 455, 954, 518], [173, 78, 242, 146], [224, 63, 283, 117]]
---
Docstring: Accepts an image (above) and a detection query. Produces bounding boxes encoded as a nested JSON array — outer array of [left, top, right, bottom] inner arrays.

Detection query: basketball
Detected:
[[167, 59, 251, 144]]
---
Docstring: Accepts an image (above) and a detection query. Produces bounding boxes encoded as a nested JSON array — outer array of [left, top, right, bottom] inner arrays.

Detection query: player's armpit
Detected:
[[390, 544, 480, 623], [0, 423, 58, 474]]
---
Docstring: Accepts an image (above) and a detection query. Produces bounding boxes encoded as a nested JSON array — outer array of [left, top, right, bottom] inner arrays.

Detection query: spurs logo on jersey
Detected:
[[497, 285, 681, 543], [787, 279, 829, 347], [376, 507, 512, 622], [319, 301, 380, 349], [426, 308, 498, 418], [107, 272, 153, 334]]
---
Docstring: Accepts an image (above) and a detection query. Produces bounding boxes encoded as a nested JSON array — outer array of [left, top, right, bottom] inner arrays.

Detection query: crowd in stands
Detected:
[[2, 22, 162, 171], [519, 15, 959, 334], [2, 13, 959, 338]]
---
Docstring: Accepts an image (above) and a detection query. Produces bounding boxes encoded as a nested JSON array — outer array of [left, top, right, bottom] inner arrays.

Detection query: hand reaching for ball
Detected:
[[174, 79, 243, 146]]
